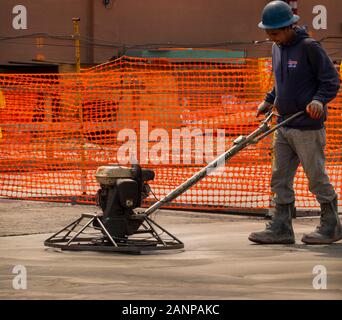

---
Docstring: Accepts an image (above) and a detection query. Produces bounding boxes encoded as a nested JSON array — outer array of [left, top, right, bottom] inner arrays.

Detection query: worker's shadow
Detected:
[[250, 241, 342, 258], [284, 241, 342, 258]]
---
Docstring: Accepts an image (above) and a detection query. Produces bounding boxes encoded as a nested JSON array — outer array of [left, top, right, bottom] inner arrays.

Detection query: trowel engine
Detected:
[[95, 164, 155, 238]]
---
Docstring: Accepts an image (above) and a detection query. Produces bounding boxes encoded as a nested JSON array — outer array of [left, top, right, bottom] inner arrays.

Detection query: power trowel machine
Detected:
[[44, 109, 304, 253]]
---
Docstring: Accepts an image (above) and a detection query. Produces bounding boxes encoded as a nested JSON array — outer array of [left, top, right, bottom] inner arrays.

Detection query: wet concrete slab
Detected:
[[0, 199, 341, 299]]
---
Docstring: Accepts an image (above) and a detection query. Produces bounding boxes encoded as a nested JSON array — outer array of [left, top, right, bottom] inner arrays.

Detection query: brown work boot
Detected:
[[302, 197, 342, 244], [248, 203, 295, 244]]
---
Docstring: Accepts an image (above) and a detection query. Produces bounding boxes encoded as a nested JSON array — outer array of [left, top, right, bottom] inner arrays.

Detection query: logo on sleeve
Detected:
[[288, 59, 298, 68]]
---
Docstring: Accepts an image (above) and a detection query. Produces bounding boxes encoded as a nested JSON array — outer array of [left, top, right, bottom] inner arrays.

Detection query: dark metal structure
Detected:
[[44, 164, 184, 254], [44, 212, 184, 254]]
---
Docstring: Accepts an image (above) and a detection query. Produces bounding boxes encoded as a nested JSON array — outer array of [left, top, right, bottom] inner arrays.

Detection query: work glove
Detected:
[[256, 101, 272, 117], [306, 100, 324, 120]]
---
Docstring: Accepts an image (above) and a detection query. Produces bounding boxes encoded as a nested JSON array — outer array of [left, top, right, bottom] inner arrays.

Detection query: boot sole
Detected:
[[301, 235, 342, 245], [248, 235, 295, 245]]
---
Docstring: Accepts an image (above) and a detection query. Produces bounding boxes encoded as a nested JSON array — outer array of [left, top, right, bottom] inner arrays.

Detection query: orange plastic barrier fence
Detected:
[[0, 56, 341, 211]]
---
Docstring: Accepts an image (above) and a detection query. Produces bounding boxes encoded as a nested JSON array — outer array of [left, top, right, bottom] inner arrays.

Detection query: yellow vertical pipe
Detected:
[[72, 18, 81, 73], [73, 18, 86, 196]]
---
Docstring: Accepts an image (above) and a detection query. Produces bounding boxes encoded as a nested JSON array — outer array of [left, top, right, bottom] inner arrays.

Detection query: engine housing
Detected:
[[95, 164, 155, 238]]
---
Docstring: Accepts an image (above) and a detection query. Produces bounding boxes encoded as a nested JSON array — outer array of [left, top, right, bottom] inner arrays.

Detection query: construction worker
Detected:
[[249, 1, 341, 244]]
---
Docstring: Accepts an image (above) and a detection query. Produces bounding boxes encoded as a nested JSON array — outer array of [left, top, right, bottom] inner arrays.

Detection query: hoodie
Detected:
[[265, 26, 340, 129]]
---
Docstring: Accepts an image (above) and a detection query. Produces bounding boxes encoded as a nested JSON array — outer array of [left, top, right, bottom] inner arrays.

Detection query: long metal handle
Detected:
[[253, 111, 305, 143], [144, 110, 304, 216]]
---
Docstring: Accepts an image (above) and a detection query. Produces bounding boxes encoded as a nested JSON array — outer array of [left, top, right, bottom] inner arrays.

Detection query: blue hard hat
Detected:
[[258, 1, 300, 29]]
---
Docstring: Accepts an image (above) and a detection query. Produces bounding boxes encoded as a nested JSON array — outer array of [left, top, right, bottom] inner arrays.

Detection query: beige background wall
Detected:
[[0, 0, 341, 65]]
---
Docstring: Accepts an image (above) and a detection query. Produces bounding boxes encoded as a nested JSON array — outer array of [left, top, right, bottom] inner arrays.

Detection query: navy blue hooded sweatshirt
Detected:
[[265, 26, 340, 129]]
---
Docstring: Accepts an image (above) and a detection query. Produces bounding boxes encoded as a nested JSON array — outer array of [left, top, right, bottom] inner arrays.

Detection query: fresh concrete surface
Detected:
[[0, 198, 341, 300]]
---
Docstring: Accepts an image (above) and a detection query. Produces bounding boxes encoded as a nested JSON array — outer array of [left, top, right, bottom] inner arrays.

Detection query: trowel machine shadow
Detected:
[[44, 109, 304, 254]]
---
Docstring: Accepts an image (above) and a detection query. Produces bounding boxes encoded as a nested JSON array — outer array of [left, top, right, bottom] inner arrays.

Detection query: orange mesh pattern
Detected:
[[0, 56, 341, 210]]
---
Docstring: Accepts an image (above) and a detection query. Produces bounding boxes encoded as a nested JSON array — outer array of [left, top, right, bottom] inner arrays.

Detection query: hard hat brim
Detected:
[[258, 14, 300, 29]]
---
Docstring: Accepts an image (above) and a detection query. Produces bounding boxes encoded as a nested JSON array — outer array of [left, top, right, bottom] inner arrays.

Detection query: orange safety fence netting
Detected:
[[0, 56, 341, 211]]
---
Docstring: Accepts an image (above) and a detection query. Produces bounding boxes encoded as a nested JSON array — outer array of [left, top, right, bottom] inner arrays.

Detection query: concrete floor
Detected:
[[0, 198, 341, 300]]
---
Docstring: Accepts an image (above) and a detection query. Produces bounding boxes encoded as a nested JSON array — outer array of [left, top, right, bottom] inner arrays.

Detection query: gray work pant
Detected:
[[271, 127, 337, 205]]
